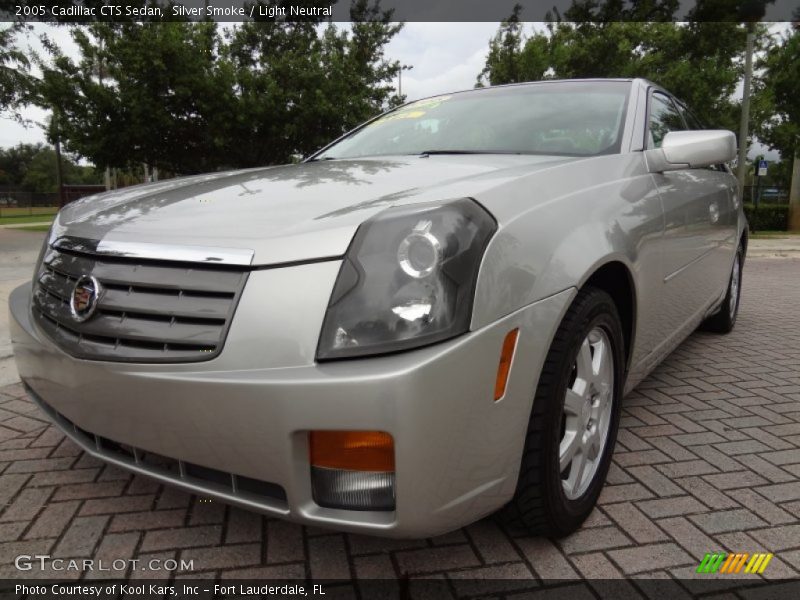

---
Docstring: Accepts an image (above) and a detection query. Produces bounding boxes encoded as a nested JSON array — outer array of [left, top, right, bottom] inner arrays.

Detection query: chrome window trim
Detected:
[[52, 236, 254, 266]]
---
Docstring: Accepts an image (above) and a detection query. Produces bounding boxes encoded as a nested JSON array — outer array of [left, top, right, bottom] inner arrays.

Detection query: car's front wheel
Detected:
[[498, 287, 624, 537]]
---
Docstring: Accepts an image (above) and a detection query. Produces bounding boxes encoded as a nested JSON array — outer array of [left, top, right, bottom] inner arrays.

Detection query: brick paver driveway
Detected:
[[2, 257, 799, 595]]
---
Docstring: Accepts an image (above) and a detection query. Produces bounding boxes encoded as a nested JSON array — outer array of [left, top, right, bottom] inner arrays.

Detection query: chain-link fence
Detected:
[[0, 191, 59, 218], [742, 185, 789, 205], [0, 186, 106, 218]]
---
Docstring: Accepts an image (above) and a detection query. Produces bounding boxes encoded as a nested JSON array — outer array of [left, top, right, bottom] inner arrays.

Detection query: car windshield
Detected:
[[316, 81, 631, 160]]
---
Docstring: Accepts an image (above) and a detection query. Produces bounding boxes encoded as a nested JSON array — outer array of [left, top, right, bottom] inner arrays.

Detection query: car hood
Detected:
[[54, 155, 577, 266]]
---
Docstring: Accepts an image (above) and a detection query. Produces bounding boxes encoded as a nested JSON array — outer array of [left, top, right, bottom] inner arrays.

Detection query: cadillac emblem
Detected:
[[70, 275, 101, 322]]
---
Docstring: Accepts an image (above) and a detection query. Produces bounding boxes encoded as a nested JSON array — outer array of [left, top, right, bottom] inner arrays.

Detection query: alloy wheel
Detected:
[[560, 326, 615, 500]]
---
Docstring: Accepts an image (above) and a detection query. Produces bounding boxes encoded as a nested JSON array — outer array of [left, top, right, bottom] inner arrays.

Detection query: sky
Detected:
[[0, 22, 787, 160]]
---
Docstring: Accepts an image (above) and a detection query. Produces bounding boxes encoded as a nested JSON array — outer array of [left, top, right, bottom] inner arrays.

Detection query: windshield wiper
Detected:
[[416, 150, 524, 157], [416, 150, 485, 156]]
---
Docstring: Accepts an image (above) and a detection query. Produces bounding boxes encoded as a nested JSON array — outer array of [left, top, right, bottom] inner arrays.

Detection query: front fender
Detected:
[[471, 168, 661, 331]]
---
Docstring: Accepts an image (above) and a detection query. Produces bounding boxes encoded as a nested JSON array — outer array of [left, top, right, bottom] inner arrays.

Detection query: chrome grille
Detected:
[[32, 246, 248, 363]]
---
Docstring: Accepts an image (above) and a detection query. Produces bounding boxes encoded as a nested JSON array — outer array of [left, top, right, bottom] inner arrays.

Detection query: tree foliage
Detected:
[[476, 2, 757, 130], [0, 24, 34, 121], [38, 20, 239, 174], [0, 143, 101, 192], [222, 0, 402, 167], [35, 0, 403, 174], [752, 27, 800, 165]]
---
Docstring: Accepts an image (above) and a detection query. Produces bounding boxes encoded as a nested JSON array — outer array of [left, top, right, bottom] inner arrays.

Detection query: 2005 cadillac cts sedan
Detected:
[[10, 79, 746, 538]]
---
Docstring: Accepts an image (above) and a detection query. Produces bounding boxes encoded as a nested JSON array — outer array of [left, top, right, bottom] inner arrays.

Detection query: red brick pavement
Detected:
[[1, 257, 799, 596]]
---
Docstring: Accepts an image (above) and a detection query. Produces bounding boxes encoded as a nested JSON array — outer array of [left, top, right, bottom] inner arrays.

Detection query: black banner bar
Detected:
[[2, 0, 799, 23], [4, 578, 800, 599]]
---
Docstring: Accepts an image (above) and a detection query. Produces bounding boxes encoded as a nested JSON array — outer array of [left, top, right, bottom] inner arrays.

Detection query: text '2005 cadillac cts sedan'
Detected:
[[10, 79, 746, 538]]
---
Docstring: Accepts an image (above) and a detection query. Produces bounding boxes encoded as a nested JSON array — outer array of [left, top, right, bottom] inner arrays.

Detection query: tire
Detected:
[[700, 244, 744, 334], [497, 287, 625, 537]]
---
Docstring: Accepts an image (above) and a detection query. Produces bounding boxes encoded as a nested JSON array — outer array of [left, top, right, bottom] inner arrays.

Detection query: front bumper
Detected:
[[10, 263, 573, 538]]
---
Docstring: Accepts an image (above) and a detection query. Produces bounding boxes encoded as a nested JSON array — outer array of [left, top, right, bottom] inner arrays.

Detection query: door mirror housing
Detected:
[[645, 130, 737, 173]]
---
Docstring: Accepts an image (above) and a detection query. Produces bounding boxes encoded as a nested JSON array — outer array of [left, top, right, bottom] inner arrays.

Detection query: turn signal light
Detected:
[[309, 431, 396, 511], [494, 328, 519, 401], [309, 431, 395, 472]]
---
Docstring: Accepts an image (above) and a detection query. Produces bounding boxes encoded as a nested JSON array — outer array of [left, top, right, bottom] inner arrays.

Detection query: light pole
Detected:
[[398, 65, 413, 100], [736, 22, 756, 200], [735, 0, 769, 199], [790, 22, 800, 231], [96, 37, 112, 191], [53, 111, 65, 208]]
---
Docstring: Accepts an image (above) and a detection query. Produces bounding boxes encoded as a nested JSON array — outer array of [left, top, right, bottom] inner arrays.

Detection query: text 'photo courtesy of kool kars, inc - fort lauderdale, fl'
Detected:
[[15, 583, 325, 597]]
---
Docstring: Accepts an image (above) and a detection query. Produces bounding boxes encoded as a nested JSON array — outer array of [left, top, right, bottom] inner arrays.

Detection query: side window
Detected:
[[647, 92, 686, 149], [678, 104, 704, 130]]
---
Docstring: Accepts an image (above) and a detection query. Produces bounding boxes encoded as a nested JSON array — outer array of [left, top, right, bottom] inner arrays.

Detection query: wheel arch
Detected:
[[579, 260, 637, 375], [740, 225, 749, 258]]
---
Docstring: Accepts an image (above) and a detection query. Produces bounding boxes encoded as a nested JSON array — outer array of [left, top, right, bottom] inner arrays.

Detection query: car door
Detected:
[[647, 91, 735, 347], [674, 99, 740, 279]]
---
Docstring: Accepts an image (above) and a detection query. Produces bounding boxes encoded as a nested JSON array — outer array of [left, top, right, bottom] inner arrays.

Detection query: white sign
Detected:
[[758, 160, 768, 177]]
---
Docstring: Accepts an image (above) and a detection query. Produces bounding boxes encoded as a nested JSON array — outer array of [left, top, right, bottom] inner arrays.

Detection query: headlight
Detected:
[[316, 198, 496, 360]]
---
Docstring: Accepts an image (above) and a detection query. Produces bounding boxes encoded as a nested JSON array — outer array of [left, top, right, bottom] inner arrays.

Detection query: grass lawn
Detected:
[[0, 206, 58, 219], [750, 230, 800, 239], [17, 224, 52, 232], [0, 214, 56, 225]]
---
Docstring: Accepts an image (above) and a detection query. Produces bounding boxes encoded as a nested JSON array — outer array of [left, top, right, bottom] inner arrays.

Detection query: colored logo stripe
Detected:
[[697, 552, 727, 573], [697, 552, 773, 575], [723, 553, 749, 574], [745, 553, 773, 574]]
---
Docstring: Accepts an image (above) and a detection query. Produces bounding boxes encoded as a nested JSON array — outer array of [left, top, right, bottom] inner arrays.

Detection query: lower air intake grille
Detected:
[[33, 391, 287, 508]]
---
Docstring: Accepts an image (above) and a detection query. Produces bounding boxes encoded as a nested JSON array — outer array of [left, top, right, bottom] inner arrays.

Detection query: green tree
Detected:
[[37, 0, 403, 174], [0, 143, 101, 192], [38, 20, 236, 174], [476, 5, 531, 87], [752, 27, 800, 175], [0, 23, 33, 121], [0, 143, 40, 186], [223, 0, 403, 167], [20, 146, 101, 192], [476, 4, 753, 130]]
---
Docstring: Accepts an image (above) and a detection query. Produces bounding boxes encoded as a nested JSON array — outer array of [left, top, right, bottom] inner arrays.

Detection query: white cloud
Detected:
[[0, 105, 50, 148], [384, 22, 499, 100], [391, 46, 488, 101]]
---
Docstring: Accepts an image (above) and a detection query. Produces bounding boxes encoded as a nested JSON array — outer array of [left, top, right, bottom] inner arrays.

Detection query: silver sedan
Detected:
[[9, 78, 745, 538]]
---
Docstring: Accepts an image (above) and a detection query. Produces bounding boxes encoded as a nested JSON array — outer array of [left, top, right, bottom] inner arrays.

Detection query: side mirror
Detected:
[[645, 130, 737, 173]]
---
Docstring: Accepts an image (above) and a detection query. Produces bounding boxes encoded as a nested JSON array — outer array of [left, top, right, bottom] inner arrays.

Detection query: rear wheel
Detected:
[[497, 287, 624, 537], [700, 244, 743, 334]]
